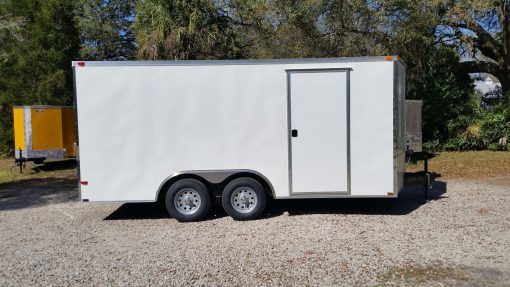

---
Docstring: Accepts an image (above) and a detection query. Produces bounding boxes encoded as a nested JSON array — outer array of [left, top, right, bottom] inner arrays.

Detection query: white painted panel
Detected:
[[76, 66, 158, 201], [232, 65, 289, 198], [74, 58, 403, 201], [290, 71, 348, 193], [349, 62, 394, 196], [153, 66, 237, 172]]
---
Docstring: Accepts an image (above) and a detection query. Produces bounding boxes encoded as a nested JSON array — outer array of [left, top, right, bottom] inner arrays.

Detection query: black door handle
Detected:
[[291, 129, 298, 137]]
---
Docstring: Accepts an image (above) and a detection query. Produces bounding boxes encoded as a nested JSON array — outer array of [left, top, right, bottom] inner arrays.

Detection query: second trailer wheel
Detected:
[[222, 177, 267, 221]]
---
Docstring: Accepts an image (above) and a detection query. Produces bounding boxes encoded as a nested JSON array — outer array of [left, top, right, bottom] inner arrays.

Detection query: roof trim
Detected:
[[12, 105, 74, 109], [72, 56, 403, 67]]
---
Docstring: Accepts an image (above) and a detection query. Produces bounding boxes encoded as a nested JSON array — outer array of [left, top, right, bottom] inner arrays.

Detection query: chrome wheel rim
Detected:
[[231, 187, 258, 213], [174, 188, 201, 215]]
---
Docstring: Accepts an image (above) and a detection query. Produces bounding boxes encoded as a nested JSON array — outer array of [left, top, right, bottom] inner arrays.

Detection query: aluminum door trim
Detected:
[[286, 68, 351, 196]]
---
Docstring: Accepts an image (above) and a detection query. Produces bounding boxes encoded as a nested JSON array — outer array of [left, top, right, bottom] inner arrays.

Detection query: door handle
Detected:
[[291, 129, 298, 137]]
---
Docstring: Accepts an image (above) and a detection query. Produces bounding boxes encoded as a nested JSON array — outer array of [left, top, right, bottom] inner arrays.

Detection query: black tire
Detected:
[[222, 177, 267, 221], [165, 179, 211, 222]]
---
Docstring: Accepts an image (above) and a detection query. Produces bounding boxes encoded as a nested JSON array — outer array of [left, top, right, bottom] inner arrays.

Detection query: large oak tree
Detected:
[[436, 0, 510, 105]]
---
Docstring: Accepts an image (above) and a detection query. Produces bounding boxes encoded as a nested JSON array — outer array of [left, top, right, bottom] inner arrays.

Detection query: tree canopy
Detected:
[[133, 0, 249, 60], [75, 0, 137, 60], [434, 0, 510, 105], [0, 0, 136, 153], [0, 0, 508, 153]]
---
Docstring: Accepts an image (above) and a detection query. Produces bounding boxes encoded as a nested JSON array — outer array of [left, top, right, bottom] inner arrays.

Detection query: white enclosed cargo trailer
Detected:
[[73, 56, 406, 221]]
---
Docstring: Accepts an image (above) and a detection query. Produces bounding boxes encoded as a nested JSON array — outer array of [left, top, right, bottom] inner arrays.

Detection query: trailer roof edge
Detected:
[[72, 56, 404, 67], [12, 105, 74, 109]]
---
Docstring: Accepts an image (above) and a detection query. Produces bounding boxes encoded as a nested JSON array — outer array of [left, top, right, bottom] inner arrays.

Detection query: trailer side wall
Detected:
[[75, 59, 402, 201]]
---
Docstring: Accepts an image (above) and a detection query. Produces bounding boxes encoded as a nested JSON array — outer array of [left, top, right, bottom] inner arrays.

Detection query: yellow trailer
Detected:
[[13, 105, 77, 163]]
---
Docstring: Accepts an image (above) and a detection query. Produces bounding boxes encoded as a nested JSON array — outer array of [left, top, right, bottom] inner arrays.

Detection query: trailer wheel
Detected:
[[222, 177, 267, 221], [165, 179, 211, 222]]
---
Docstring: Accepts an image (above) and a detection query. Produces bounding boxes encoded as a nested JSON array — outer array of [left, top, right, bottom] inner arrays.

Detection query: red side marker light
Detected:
[[77, 61, 85, 67], [80, 181, 88, 185]]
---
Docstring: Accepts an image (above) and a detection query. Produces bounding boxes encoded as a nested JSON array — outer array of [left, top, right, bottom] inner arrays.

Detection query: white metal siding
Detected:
[[74, 59, 402, 201], [349, 62, 394, 196]]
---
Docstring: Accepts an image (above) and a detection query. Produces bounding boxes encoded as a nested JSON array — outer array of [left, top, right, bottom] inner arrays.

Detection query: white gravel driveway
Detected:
[[0, 177, 509, 286]]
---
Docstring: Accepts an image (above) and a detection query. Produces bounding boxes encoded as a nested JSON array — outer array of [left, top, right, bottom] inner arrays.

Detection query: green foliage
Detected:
[[248, 0, 336, 58], [0, 14, 25, 52], [0, 0, 507, 154], [133, 0, 249, 60], [423, 139, 442, 152], [132, 0, 393, 60], [479, 111, 510, 148], [0, 0, 80, 154], [427, 109, 510, 151], [412, 48, 478, 145], [443, 135, 482, 151], [0, 0, 137, 154], [75, 0, 137, 60]]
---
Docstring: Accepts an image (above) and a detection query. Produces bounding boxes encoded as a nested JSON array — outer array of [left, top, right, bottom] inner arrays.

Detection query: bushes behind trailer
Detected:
[[424, 110, 510, 152]]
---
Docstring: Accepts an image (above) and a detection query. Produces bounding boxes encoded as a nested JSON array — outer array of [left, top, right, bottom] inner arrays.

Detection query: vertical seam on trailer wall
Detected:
[[14, 108, 26, 158], [21, 108, 25, 155], [233, 65, 240, 167], [24, 107, 32, 158], [152, 66, 160, 201], [402, 64, 407, 155], [400, 62, 407, 193], [392, 61, 407, 194], [72, 67, 82, 200], [393, 61, 397, 194], [286, 71, 293, 195], [346, 70, 351, 194]]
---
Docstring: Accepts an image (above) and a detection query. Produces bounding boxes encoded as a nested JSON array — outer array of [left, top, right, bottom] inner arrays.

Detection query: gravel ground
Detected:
[[0, 177, 509, 286]]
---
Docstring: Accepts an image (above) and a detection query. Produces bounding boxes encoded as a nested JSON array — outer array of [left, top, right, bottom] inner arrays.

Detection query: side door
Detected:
[[288, 69, 350, 194]]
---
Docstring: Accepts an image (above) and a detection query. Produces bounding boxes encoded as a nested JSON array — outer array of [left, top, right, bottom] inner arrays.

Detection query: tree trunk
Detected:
[[458, 61, 510, 106], [502, 79, 510, 107]]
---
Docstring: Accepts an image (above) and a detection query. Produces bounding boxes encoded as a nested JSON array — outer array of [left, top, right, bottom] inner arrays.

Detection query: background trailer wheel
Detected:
[[165, 179, 211, 222], [222, 177, 267, 221]]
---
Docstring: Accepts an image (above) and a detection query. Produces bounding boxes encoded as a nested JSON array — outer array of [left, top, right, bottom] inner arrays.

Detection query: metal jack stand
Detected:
[[404, 151, 435, 202], [423, 153, 431, 201], [14, 148, 27, 173]]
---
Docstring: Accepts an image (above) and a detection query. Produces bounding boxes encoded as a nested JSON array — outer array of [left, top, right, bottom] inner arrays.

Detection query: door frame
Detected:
[[286, 68, 352, 196]]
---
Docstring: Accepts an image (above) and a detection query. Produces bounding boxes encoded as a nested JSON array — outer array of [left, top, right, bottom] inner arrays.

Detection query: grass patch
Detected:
[[378, 263, 468, 286], [0, 157, 77, 184], [406, 151, 510, 179]]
